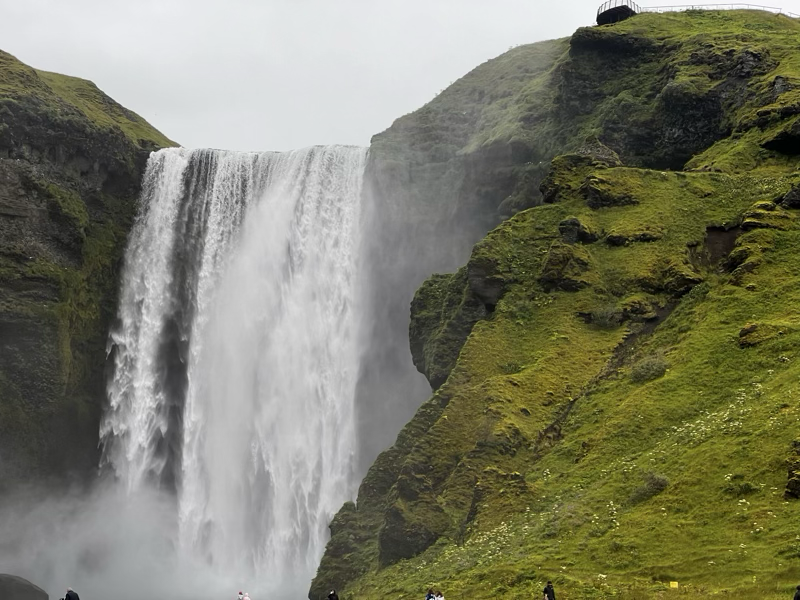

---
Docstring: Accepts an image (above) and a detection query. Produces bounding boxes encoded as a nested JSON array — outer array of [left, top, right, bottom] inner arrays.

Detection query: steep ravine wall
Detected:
[[353, 39, 570, 475], [0, 50, 174, 485], [313, 10, 800, 599]]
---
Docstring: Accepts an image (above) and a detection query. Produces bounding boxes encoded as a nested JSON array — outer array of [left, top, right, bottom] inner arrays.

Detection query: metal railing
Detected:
[[641, 3, 800, 16], [597, 0, 799, 18], [597, 0, 642, 16]]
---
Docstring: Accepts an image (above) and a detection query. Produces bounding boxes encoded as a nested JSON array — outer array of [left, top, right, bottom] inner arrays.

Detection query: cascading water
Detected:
[[100, 145, 367, 591]]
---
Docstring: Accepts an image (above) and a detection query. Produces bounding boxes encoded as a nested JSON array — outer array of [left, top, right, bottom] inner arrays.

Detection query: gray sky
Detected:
[[2, 0, 800, 151]]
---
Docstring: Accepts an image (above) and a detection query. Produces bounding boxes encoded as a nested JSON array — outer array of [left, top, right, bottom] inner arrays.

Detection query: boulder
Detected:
[[785, 440, 800, 499], [559, 217, 599, 244], [0, 575, 48, 600], [574, 137, 623, 167], [781, 184, 800, 209]]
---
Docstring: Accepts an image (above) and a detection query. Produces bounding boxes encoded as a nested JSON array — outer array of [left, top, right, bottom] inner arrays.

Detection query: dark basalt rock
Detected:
[[575, 137, 623, 167], [0, 575, 48, 600], [785, 440, 800, 499], [409, 269, 488, 390], [762, 117, 800, 155], [468, 255, 507, 309], [559, 217, 599, 244], [570, 27, 659, 55], [781, 184, 800, 209]]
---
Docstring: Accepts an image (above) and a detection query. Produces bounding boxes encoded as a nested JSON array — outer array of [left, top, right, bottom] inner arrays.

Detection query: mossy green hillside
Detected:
[[318, 143, 800, 599], [314, 17, 800, 590]]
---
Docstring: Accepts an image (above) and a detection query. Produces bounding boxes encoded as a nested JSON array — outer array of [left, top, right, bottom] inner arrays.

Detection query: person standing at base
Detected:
[[65, 587, 80, 600], [794, 584, 800, 600], [327, 589, 339, 600], [543, 581, 556, 600]]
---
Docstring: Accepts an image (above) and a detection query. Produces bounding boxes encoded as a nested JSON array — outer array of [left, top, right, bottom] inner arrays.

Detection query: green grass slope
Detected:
[[0, 50, 174, 150], [313, 9, 800, 600]]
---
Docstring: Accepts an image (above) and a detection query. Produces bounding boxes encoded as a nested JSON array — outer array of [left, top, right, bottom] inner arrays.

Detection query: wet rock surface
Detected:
[[0, 575, 47, 600]]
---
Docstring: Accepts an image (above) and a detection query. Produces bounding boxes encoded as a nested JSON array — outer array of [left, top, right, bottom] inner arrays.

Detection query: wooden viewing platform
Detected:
[[597, 0, 642, 24], [597, 1, 799, 24]]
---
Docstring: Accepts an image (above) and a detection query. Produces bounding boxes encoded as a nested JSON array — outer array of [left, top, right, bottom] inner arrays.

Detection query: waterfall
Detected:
[[100, 145, 367, 589]]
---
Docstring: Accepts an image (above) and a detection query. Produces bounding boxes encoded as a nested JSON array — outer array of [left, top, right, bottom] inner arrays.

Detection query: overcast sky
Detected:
[[2, 0, 800, 151]]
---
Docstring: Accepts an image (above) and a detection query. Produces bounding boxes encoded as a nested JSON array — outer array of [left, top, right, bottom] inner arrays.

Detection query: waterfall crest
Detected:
[[100, 145, 367, 587]]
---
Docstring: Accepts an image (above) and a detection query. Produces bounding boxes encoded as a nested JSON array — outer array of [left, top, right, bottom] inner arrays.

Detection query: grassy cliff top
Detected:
[[372, 8, 800, 167], [0, 49, 175, 150]]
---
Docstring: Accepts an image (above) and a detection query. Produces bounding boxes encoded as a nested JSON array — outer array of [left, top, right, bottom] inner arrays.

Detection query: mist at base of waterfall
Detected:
[[0, 482, 307, 600]]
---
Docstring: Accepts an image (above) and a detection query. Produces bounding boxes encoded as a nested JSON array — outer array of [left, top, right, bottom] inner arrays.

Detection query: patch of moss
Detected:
[[45, 182, 89, 235]]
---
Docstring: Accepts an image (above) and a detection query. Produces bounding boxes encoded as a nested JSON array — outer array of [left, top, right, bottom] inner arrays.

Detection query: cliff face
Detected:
[[314, 10, 800, 599], [0, 50, 175, 485], [354, 40, 569, 475]]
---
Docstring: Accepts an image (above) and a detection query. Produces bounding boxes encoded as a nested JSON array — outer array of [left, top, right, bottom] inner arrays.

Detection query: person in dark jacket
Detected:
[[543, 581, 556, 600], [793, 584, 800, 600], [63, 588, 80, 600], [327, 590, 339, 600]]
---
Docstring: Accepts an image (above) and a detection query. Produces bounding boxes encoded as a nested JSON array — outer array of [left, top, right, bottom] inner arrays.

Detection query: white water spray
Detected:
[[100, 145, 367, 591]]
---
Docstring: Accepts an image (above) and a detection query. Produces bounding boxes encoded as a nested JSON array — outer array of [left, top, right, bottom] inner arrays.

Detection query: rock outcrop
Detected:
[[0, 575, 47, 600]]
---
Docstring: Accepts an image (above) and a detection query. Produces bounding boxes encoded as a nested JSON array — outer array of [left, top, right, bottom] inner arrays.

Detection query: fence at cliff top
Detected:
[[597, 0, 642, 16], [597, 0, 799, 18], [642, 3, 799, 17]]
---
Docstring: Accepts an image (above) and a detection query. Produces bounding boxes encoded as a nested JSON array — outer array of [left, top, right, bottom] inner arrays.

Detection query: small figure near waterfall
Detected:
[[327, 590, 339, 600], [64, 587, 80, 600], [435, 591, 444, 600], [793, 584, 800, 600], [543, 581, 556, 600], [237, 591, 244, 600], [425, 589, 435, 600]]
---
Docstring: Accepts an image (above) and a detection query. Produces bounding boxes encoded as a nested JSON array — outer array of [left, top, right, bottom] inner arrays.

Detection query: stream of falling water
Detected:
[[100, 145, 367, 593]]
